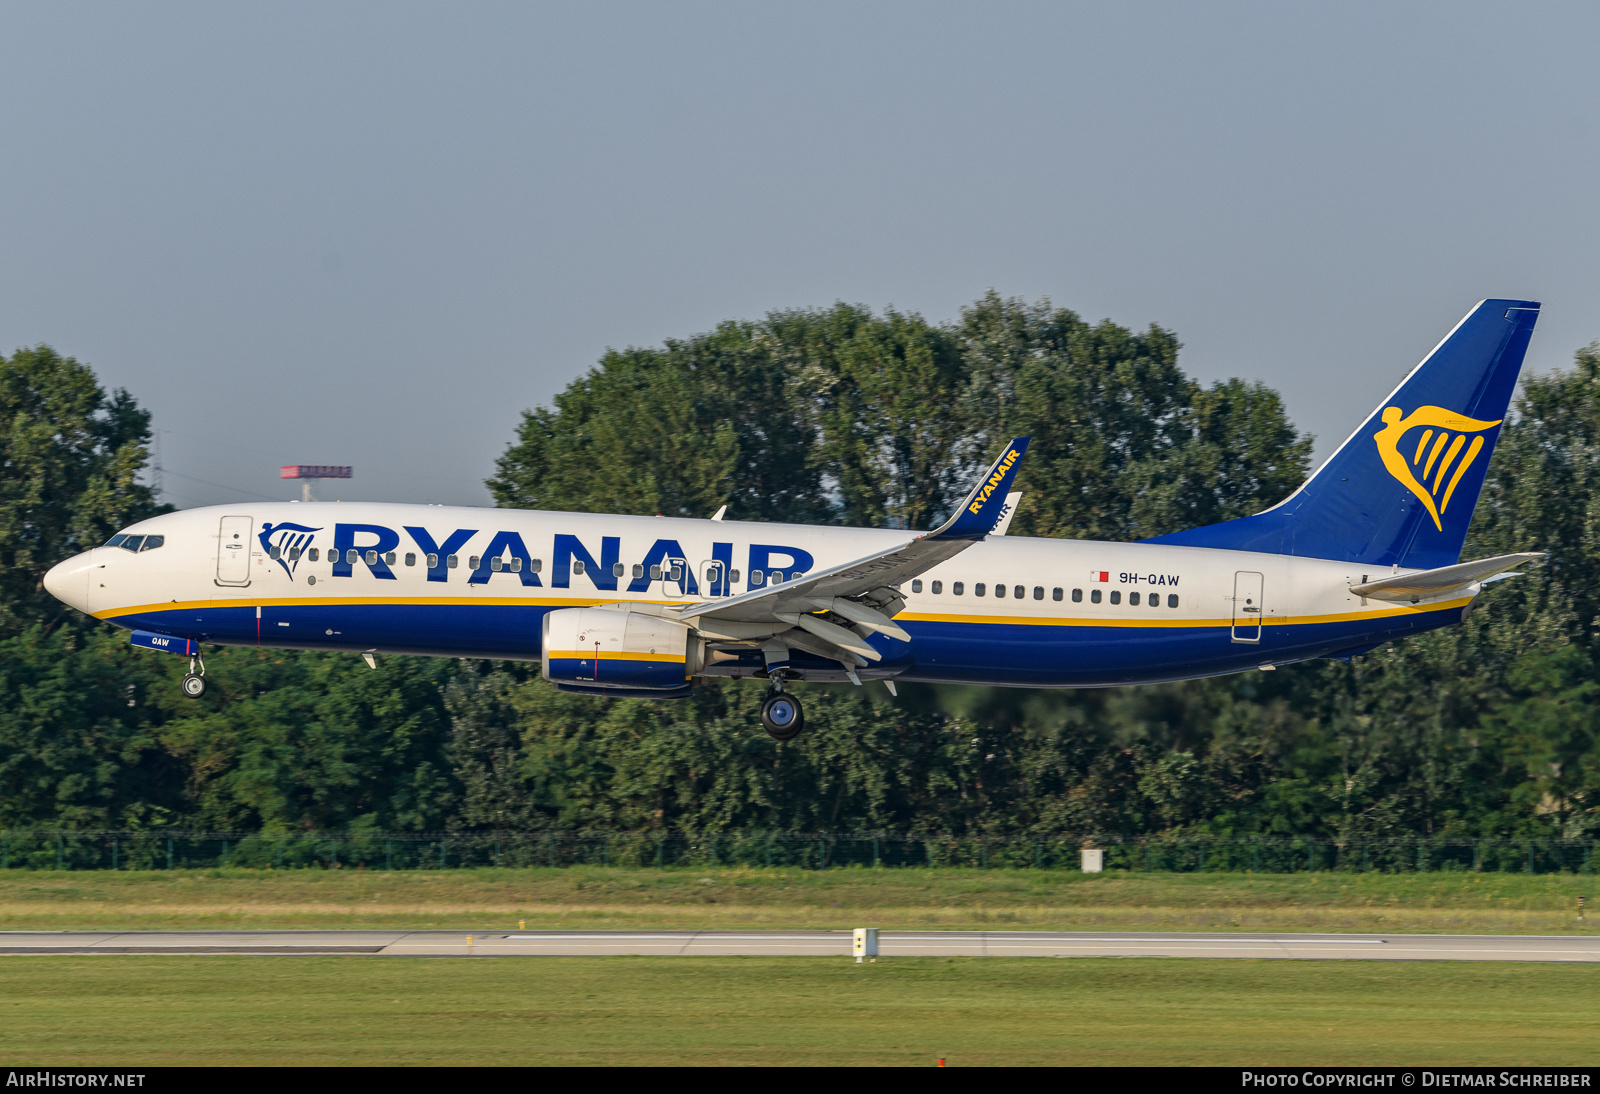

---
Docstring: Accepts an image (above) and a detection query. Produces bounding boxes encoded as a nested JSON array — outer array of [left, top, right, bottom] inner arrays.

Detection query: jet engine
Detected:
[[541, 607, 699, 694]]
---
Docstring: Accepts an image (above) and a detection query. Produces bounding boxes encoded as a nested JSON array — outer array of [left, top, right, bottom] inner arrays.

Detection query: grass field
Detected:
[[0, 866, 1593, 933], [0, 955, 1594, 1066]]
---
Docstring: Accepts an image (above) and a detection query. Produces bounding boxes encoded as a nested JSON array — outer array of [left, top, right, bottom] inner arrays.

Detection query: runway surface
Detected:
[[1, 930, 1596, 961]]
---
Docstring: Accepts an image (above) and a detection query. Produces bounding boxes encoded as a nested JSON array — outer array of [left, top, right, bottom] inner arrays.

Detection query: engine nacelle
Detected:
[[541, 607, 698, 691]]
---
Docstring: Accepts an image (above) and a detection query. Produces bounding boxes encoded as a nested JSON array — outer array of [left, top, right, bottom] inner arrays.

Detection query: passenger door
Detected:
[[1231, 570, 1263, 643], [216, 515, 253, 586]]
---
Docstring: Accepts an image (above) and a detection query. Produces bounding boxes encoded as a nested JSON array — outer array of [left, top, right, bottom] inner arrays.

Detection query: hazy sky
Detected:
[[3, 1, 1597, 511]]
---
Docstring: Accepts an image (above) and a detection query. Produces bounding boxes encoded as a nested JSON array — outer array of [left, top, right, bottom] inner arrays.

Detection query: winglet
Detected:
[[926, 437, 1030, 540]]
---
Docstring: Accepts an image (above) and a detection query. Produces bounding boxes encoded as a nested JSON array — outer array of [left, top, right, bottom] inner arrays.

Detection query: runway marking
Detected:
[[1, 930, 1595, 962]]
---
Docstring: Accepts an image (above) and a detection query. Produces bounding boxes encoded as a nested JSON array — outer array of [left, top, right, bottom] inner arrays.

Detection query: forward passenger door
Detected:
[[216, 515, 253, 587]]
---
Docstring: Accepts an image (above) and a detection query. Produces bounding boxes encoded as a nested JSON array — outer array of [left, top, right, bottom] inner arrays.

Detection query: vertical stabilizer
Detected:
[[1143, 299, 1540, 568]]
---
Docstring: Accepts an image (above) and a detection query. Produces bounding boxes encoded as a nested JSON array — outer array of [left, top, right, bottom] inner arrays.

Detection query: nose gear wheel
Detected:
[[181, 650, 207, 699]]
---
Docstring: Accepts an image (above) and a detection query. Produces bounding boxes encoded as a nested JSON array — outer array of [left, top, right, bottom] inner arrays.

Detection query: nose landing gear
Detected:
[[181, 651, 207, 699], [760, 678, 804, 741]]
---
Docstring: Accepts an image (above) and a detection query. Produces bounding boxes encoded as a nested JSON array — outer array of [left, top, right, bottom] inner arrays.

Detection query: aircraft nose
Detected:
[[43, 552, 94, 613]]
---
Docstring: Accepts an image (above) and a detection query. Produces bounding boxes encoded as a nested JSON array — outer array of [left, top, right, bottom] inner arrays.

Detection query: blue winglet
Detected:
[[928, 436, 1031, 540]]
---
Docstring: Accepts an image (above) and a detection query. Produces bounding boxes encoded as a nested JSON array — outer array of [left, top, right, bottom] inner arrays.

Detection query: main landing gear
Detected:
[[181, 650, 207, 699], [761, 678, 804, 741]]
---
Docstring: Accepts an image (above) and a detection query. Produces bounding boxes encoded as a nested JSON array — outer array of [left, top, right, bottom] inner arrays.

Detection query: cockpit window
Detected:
[[106, 532, 163, 553]]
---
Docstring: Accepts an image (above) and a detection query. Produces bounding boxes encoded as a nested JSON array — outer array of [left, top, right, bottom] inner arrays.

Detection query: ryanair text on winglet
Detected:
[[968, 449, 1022, 514]]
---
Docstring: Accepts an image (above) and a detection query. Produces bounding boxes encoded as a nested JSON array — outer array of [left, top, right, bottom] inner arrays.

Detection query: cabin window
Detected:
[[309, 548, 319, 561], [1070, 588, 1081, 602], [1014, 585, 1025, 599], [1150, 594, 1160, 609], [1168, 594, 1179, 608], [287, 547, 301, 561], [405, 553, 416, 567], [652, 565, 664, 580], [911, 579, 923, 593], [530, 559, 542, 573], [632, 563, 644, 578], [447, 554, 458, 568], [365, 550, 378, 565], [468, 555, 480, 570], [791, 571, 803, 581], [1130, 592, 1140, 606], [269, 545, 281, 560], [975, 583, 986, 597], [573, 560, 585, 575], [1109, 590, 1121, 604], [426, 553, 438, 568], [994, 583, 1005, 598], [729, 569, 740, 583], [612, 562, 624, 577], [1033, 586, 1044, 600], [953, 582, 964, 595], [490, 557, 503, 572], [385, 552, 396, 566], [1053, 587, 1063, 601], [120, 536, 145, 553], [1090, 589, 1101, 603], [931, 580, 942, 594], [511, 557, 523, 572], [673, 564, 686, 581], [105, 534, 128, 547]]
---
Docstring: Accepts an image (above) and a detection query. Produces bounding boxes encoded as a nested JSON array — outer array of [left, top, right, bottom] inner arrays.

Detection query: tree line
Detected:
[[1, 293, 1596, 843]]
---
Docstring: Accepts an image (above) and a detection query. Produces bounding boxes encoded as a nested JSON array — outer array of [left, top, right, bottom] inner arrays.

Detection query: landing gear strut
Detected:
[[761, 679, 804, 741], [181, 650, 207, 699]]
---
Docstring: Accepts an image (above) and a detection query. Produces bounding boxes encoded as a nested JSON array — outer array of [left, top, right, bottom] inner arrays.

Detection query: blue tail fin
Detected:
[[1143, 299, 1540, 568]]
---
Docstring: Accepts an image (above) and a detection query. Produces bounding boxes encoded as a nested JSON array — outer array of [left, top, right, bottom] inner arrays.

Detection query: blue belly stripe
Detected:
[[109, 600, 1464, 687]]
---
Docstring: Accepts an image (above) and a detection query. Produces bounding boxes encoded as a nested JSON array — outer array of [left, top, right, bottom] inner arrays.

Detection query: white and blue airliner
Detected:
[[44, 299, 1544, 739]]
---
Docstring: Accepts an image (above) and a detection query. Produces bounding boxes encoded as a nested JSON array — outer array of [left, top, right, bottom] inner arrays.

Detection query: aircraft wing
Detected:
[[673, 438, 1029, 662]]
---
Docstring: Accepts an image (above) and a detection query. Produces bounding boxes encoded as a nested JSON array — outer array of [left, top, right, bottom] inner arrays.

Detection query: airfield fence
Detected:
[[0, 831, 1594, 874]]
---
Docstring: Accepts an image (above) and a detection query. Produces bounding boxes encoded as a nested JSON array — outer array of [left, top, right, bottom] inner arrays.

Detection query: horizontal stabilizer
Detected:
[[1349, 551, 1543, 602]]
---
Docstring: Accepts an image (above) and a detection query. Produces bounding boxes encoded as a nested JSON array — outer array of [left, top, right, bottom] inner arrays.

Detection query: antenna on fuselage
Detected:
[[280, 465, 352, 502]]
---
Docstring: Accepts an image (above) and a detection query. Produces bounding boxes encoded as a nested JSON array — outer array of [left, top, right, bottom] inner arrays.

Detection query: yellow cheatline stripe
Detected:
[[547, 650, 687, 664], [94, 594, 690, 621], [101, 595, 1471, 632], [897, 598, 1471, 630]]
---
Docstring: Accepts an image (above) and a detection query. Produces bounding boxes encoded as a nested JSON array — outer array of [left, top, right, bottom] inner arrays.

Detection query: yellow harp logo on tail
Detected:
[[1373, 406, 1502, 531]]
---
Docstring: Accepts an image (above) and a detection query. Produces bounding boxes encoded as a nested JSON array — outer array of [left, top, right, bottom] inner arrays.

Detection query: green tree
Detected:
[[0, 346, 160, 634]]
